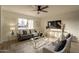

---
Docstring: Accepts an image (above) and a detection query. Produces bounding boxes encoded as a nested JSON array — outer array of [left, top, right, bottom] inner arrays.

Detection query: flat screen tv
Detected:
[[46, 20, 61, 29]]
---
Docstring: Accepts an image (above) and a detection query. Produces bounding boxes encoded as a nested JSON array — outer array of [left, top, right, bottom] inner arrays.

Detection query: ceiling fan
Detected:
[[33, 5, 48, 14]]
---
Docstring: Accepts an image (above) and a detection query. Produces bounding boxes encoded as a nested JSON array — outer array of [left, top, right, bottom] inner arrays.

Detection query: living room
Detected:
[[0, 5, 79, 53]]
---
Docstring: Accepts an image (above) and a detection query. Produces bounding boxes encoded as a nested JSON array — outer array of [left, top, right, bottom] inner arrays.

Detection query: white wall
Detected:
[[1, 10, 41, 43], [40, 10, 79, 42], [1, 7, 79, 43]]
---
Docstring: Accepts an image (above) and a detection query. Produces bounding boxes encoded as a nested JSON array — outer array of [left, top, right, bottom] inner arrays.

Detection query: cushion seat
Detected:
[[54, 40, 67, 52]]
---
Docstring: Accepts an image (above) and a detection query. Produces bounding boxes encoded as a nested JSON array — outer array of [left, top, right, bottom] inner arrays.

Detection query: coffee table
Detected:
[[30, 37, 58, 49], [30, 37, 47, 48]]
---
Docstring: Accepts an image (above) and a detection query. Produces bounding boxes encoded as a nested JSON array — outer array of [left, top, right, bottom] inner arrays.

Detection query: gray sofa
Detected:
[[17, 34, 33, 41], [17, 30, 41, 41]]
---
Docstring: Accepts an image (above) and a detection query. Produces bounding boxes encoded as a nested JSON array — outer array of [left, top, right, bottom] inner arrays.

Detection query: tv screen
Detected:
[[47, 20, 61, 29]]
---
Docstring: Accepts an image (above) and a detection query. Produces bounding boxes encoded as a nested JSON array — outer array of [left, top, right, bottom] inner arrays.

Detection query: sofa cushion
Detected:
[[22, 30, 27, 35], [54, 39, 67, 52]]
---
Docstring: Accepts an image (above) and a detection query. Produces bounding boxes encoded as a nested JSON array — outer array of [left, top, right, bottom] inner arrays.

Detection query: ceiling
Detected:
[[2, 5, 79, 18]]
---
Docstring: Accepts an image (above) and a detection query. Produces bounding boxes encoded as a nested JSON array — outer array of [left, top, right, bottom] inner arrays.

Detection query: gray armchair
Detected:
[[43, 34, 72, 53]]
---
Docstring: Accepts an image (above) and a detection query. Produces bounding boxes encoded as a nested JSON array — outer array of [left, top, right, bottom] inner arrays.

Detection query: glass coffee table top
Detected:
[[30, 37, 57, 49]]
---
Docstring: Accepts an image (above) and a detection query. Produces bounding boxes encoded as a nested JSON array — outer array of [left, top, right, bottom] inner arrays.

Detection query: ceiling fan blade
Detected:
[[41, 10, 48, 12], [41, 6, 48, 10]]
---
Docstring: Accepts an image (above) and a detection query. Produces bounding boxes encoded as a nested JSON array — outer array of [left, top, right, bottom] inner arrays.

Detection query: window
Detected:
[[28, 20, 34, 29], [18, 18, 34, 30]]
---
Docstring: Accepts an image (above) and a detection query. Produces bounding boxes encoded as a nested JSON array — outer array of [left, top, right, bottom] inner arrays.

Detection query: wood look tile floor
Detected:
[[0, 39, 79, 53], [70, 42, 79, 53]]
